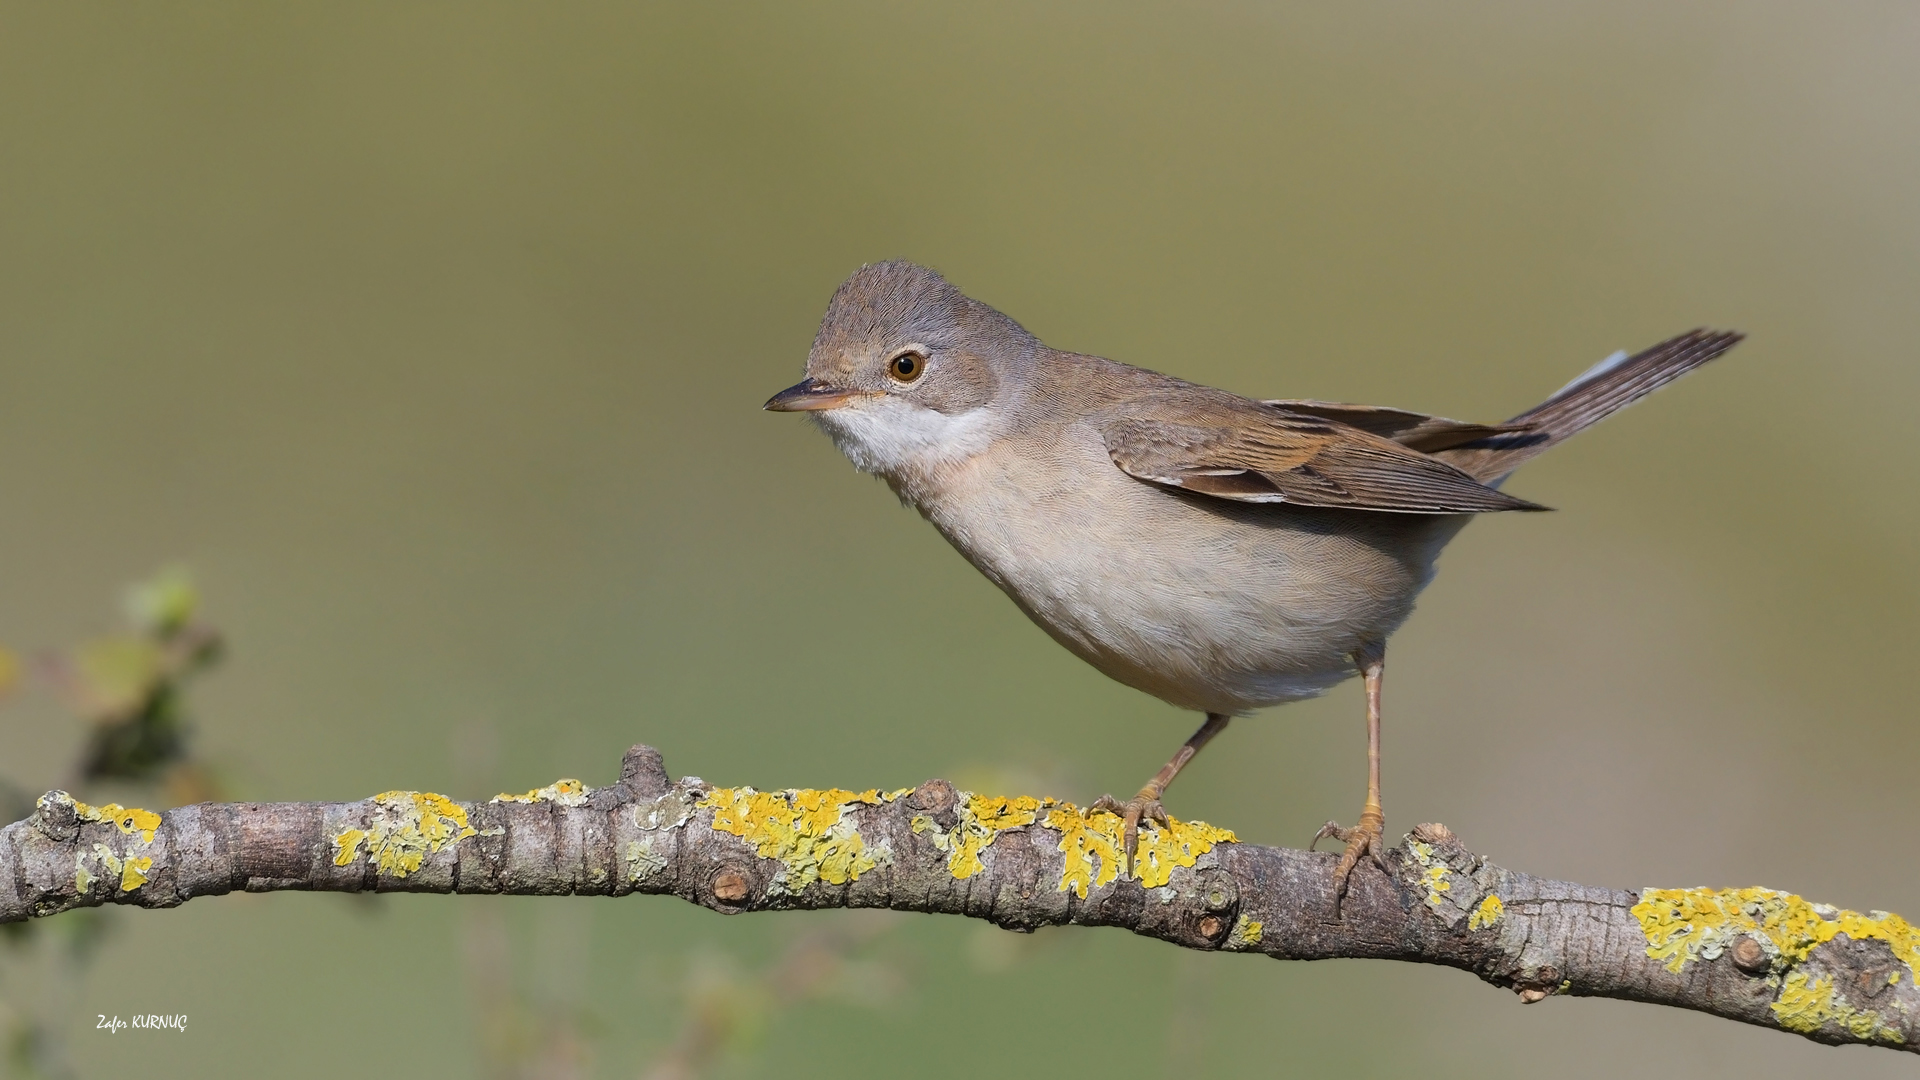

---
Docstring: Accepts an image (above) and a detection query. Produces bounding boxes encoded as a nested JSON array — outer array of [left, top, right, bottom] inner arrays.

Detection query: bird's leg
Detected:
[[1090, 712, 1230, 878], [1310, 641, 1389, 917]]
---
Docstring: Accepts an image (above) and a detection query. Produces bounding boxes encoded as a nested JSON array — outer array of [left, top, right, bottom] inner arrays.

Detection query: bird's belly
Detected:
[[916, 447, 1468, 714]]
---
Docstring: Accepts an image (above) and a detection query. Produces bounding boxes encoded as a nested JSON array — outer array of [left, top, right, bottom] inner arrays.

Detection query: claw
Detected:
[[1309, 820, 1343, 851], [1090, 791, 1166, 879], [1313, 809, 1387, 919]]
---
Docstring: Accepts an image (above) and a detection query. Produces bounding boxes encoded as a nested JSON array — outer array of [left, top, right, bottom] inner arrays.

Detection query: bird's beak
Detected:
[[763, 377, 869, 412]]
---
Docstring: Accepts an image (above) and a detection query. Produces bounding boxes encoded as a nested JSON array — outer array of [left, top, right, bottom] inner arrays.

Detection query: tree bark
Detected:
[[3, 745, 1913, 1053]]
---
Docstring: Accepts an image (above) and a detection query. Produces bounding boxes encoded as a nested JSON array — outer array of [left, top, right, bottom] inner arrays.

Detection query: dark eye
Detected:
[[888, 351, 926, 383]]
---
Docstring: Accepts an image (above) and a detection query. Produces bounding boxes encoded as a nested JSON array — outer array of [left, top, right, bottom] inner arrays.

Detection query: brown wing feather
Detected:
[[1260, 400, 1534, 452], [1096, 399, 1544, 515], [1095, 327, 1741, 512]]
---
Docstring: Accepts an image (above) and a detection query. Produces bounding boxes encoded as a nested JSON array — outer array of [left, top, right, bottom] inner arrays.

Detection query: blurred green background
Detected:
[[3, 2, 1917, 1076]]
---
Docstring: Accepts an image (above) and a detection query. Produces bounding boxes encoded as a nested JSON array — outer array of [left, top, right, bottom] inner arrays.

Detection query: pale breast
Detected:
[[908, 423, 1470, 714]]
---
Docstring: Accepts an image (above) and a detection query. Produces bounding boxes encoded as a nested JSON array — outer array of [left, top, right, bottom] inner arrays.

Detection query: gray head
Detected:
[[764, 261, 1040, 476]]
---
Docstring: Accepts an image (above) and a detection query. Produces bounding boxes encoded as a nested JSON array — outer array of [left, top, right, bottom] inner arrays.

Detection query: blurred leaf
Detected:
[[70, 635, 164, 720], [77, 681, 189, 782], [122, 566, 197, 638], [0, 646, 17, 700]]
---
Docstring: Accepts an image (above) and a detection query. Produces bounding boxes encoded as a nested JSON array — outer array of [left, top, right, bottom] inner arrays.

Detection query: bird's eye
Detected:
[[888, 351, 926, 383]]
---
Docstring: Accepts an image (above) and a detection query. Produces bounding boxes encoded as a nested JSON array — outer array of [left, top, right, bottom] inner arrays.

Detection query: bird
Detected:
[[765, 260, 1742, 911]]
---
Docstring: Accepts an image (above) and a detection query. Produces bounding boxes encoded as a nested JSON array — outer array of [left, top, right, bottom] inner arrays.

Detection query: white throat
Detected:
[[812, 396, 1001, 476]]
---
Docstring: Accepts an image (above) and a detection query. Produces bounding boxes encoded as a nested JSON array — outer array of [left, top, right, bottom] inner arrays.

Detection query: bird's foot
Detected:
[[1088, 789, 1170, 879], [1310, 804, 1388, 918]]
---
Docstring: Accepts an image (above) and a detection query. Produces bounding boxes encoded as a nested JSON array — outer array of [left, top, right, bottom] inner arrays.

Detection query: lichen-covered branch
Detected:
[[3, 746, 1914, 1053]]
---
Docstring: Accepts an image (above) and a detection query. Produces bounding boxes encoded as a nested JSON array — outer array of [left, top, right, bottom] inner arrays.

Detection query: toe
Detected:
[[1310, 820, 1347, 851], [1366, 833, 1390, 873], [1318, 815, 1388, 919]]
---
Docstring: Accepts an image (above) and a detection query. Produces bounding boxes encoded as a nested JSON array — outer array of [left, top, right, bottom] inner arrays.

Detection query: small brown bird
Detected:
[[767, 261, 1741, 910]]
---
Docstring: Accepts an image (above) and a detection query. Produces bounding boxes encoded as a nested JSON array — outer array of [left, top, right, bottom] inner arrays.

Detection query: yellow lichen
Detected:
[[331, 828, 367, 866], [331, 791, 479, 878], [1631, 887, 1920, 979], [1469, 894, 1505, 930], [1405, 840, 1453, 908], [1044, 804, 1237, 898], [492, 779, 591, 806], [1772, 969, 1904, 1043], [703, 787, 892, 894], [1231, 915, 1264, 947], [914, 794, 1048, 879], [906, 793, 1238, 892], [76, 842, 148, 893], [69, 839, 151, 894], [91, 844, 121, 886], [120, 855, 153, 892], [74, 800, 162, 844]]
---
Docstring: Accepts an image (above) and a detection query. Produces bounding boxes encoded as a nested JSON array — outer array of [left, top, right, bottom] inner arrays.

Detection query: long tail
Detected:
[[1433, 328, 1745, 484]]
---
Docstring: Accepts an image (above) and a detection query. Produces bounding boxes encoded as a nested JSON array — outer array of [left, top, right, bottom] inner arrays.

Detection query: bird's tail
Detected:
[[1433, 328, 1745, 484]]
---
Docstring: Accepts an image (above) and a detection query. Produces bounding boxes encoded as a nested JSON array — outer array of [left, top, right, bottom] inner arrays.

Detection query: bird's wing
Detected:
[[1095, 395, 1544, 514], [1259, 400, 1533, 453]]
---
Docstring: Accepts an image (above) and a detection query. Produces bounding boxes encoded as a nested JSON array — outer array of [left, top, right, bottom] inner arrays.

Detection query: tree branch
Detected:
[[3, 745, 1913, 1053]]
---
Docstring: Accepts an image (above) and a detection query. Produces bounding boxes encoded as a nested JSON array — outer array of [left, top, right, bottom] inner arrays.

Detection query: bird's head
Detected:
[[764, 261, 1038, 477]]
